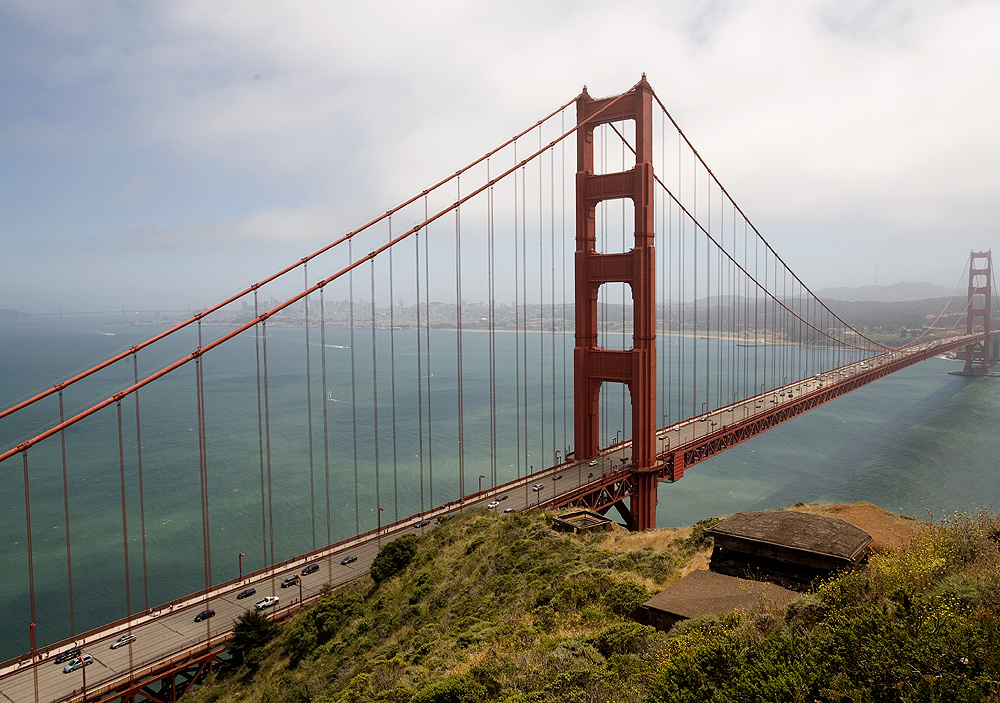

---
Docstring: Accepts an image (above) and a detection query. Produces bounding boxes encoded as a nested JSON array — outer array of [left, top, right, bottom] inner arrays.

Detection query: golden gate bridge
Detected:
[[0, 76, 994, 703]]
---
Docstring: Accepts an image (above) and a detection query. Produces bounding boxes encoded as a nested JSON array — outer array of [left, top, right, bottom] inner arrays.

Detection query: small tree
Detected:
[[229, 609, 276, 668], [370, 535, 419, 585]]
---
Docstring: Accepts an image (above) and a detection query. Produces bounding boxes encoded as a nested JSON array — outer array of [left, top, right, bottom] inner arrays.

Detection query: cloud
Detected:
[[2, 0, 1000, 310]]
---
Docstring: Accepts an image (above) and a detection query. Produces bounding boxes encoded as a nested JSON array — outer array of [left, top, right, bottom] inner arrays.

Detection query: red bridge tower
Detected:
[[961, 250, 993, 375], [574, 77, 658, 530]]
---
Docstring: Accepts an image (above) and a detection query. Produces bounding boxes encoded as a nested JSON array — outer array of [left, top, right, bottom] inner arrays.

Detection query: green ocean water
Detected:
[[1, 316, 998, 660]]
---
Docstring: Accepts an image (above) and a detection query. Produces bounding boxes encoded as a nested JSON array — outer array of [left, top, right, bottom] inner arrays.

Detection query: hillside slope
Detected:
[[189, 505, 1000, 703]]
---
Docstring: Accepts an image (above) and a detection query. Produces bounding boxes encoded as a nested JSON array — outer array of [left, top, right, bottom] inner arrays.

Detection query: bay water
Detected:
[[1, 316, 998, 661]]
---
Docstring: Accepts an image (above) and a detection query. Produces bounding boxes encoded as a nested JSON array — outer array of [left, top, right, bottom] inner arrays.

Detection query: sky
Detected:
[[2, 0, 999, 313]]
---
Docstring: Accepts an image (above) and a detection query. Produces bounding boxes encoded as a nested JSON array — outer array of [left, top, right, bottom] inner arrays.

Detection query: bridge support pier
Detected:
[[574, 76, 659, 530]]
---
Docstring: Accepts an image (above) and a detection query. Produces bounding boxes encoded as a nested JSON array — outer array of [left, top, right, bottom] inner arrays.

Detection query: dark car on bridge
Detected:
[[53, 647, 81, 665], [281, 575, 300, 588], [301, 563, 319, 575], [236, 587, 256, 599], [340, 555, 358, 565], [194, 609, 215, 622]]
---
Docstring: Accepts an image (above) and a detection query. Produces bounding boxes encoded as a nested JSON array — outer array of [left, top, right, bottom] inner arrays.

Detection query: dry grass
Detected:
[[786, 501, 925, 552]]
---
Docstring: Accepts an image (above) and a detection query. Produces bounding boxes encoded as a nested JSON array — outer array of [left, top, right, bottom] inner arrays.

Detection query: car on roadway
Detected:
[[194, 609, 216, 622], [503, 508, 516, 513], [62, 654, 94, 674], [532, 484, 544, 491], [341, 555, 358, 565], [301, 563, 319, 575], [54, 647, 81, 665], [110, 633, 136, 649], [413, 519, 431, 528], [254, 596, 279, 610], [499, 494, 508, 501], [588, 460, 598, 466], [280, 575, 300, 588], [552, 474, 563, 481], [237, 587, 257, 599], [487, 501, 500, 509]]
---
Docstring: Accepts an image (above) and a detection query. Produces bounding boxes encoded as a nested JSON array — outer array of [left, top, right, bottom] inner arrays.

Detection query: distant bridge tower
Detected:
[[962, 250, 993, 375], [574, 77, 658, 531]]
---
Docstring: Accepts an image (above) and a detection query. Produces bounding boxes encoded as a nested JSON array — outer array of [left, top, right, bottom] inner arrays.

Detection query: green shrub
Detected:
[[589, 621, 658, 657], [228, 609, 277, 668], [604, 581, 651, 617], [371, 535, 419, 585], [409, 674, 486, 703]]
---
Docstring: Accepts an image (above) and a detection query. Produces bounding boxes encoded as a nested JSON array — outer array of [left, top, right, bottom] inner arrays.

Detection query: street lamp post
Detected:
[[377, 507, 385, 546], [479, 474, 486, 493], [536, 485, 544, 507], [239, 552, 245, 580]]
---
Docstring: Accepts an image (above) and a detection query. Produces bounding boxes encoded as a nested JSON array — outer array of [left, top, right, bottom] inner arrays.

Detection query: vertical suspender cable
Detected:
[[304, 265, 316, 550], [58, 392, 74, 635], [706, 177, 711, 410], [320, 288, 331, 547], [116, 402, 132, 623], [262, 321, 276, 570], [371, 262, 382, 525], [349, 240, 360, 534], [753, 228, 759, 397], [455, 174, 466, 500], [693, 151, 698, 417], [550, 144, 557, 463], [539, 127, 546, 467], [514, 146, 522, 477], [415, 228, 426, 515], [660, 111, 667, 430], [22, 452, 38, 703], [254, 292, 269, 567], [195, 320, 212, 596], [132, 353, 149, 610], [388, 218, 400, 521], [521, 162, 529, 471], [488, 160, 498, 486], [561, 110, 568, 455], [678, 132, 685, 420], [424, 198, 435, 505]]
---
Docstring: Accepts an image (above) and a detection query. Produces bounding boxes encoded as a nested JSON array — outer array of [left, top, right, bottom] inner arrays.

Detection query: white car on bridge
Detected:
[[254, 596, 279, 610]]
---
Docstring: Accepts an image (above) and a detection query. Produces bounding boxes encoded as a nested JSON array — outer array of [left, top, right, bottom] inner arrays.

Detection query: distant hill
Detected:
[[0, 309, 31, 320], [815, 282, 952, 303]]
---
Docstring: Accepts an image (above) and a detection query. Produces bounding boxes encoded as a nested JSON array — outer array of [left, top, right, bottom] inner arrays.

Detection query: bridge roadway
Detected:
[[0, 334, 979, 703]]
